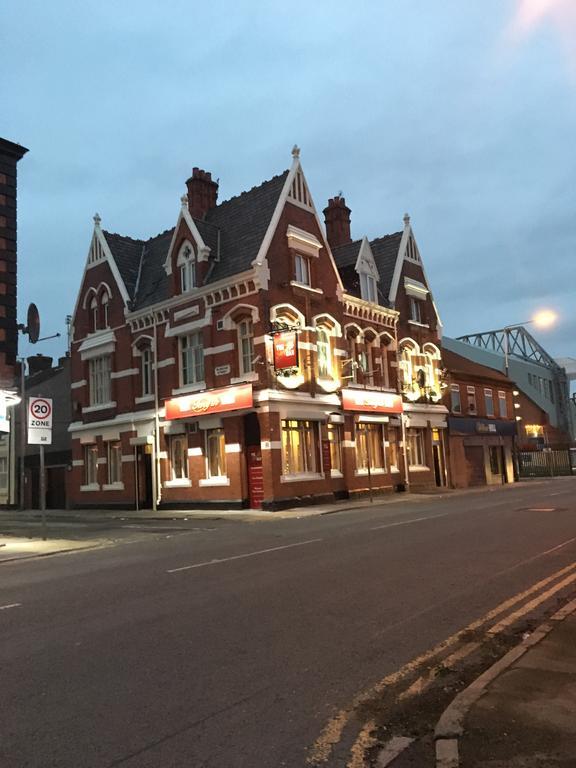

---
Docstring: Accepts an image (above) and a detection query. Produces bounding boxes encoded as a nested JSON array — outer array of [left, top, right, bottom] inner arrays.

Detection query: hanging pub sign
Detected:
[[165, 383, 253, 420], [341, 388, 403, 414], [273, 331, 299, 371]]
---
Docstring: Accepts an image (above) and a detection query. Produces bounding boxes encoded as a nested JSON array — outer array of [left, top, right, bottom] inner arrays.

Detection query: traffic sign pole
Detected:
[[39, 444, 46, 540]]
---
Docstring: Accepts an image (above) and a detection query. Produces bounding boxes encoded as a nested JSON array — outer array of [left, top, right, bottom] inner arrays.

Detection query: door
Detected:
[[464, 446, 486, 486], [433, 445, 445, 487], [136, 448, 153, 509], [247, 446, 264, 509]]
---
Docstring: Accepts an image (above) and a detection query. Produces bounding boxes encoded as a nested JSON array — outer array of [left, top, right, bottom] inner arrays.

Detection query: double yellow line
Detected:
[[308, 558, 576, 767]]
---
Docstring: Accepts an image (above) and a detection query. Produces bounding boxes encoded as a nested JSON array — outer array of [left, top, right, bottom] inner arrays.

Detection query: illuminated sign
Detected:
[[341, 389, 403, 414], [273, 331, 299, 370], [165, 384, 253, 420]]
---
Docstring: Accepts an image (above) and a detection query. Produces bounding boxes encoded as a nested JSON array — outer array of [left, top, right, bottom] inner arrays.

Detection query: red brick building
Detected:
[[68, 149, 448, 510], [442, 348, 516, 487]]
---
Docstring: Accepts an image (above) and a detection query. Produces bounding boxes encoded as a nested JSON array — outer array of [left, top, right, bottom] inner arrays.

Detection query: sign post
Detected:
[[28, 397, 53, 540]]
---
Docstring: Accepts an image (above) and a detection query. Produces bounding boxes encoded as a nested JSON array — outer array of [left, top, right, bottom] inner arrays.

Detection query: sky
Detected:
[[2, 0, 575, 364]]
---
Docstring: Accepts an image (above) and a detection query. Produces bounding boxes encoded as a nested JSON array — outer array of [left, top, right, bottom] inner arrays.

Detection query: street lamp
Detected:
[[503, 310, 558, 376]]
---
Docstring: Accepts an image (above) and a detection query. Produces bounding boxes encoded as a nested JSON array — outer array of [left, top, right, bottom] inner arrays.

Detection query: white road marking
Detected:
[[370, 512, 452, 531], [167, 538, 323, 573], [0, 603, 21, 611]]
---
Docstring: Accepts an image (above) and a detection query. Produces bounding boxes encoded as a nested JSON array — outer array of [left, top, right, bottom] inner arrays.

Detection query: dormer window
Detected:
[[178, 245, 196, 293], [409, 297, 422, 324], [360, 273, 377, 303]]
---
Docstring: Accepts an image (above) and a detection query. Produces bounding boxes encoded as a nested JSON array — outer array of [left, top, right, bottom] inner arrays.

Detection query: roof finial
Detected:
[[181, 194, 188, 209], [291, 144, 300, 158], [93, 212, 101, 227], [403, 212, 410, 227]]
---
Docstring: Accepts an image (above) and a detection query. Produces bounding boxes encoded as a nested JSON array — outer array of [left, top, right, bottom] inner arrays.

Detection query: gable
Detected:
[[355, 238, 379, 281]]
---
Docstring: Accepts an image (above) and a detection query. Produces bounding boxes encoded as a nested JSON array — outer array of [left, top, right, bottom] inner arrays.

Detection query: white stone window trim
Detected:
[[354, 468, 386, 476], [171, 381, 206, 396], [199, 476, 230, 487], [71, 380, 87, 390], [409, 465, 430, 471], [80, 483, 100, 492], [111, 368, 138, 379], [407, 320, 430, 329], [102, 482, 125, 491], [230, 372, 259, 385], [280, 472, 324, 484], [82, 401, 117, 414], [164, 478, 192, 488], [330, 469, 344, 479], [135, 394, 155, 404], [289, 280, 323, 295]]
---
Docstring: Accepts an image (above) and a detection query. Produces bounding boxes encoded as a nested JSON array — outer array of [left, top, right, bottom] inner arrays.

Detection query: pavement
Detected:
[[454, 602, 576, 768]]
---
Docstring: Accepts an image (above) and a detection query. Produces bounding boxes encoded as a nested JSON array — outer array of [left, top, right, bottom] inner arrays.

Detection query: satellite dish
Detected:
[[26, 303, 40, 344]]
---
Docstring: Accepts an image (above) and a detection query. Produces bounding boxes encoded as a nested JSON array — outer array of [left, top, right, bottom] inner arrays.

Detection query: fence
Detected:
[[517, 450, 574, 478]]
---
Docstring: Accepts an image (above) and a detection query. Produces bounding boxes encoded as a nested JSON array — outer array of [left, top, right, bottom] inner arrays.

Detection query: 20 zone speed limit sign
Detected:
[[28, 397, 53, 445]]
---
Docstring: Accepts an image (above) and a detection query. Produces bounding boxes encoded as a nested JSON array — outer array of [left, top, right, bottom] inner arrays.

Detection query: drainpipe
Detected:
[[153, 318, 161, 511], [401, 412, 410, 493]]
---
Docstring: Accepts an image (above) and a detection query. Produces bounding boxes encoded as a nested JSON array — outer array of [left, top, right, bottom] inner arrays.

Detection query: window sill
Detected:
[[330, 469, 343, 478], [199, 476, 230, 487], [102, 482, 125, 491], [407, 320, 430, 328], [164, 479, 192, 488], [355, 468, 386, 476], [135, 395, 155, 404], [409, 465, 430, 472], [83, 402, 117, 413], [230, 372, 259, 384], [172, 382, 206, 396], [289, 280, 324, 295], [280, 472, 324, 483], [391, 467, 401, 473], [80, 483, 100, 492]]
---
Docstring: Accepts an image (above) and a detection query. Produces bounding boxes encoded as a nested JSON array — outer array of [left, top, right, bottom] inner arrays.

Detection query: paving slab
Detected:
[[0, 536, 105, 563]]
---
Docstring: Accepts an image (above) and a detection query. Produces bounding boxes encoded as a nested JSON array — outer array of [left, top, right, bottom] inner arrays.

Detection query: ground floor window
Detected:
[[206, 428, 226, 478], [388, 427, 400, 470], [169, 435, 188, 480], [0, 456, 8, 491], [356, 423, 384, 470], [327, 424, 342, 473], [107, 441, 122, 484], [84, 444, 98, 485], [281, 419, 318, 475], [406, 428, 426, 467]]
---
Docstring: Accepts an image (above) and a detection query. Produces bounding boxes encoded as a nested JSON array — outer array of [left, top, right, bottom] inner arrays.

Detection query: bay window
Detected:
[[281, 419, 318, 475]]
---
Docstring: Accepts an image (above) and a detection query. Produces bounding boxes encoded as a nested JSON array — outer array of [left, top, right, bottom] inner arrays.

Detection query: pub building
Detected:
[[68, 149, 448, 510]]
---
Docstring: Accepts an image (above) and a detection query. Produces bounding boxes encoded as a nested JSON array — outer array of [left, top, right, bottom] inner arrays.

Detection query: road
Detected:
[[1, 479, 575, 768]]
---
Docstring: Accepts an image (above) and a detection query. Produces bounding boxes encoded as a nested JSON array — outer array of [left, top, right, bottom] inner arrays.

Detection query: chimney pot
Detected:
[[186, 167, 219, 220], [323, 195, 352, 249]]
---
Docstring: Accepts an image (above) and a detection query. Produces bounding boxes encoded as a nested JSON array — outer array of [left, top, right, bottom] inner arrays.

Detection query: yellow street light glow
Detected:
[[532, 310, 557, 328]]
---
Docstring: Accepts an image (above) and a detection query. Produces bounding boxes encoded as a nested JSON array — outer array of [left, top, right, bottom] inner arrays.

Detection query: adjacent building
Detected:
[[68, 150, 448, 510]]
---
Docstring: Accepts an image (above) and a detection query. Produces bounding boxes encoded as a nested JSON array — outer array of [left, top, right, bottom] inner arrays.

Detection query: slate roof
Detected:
[[101, 170, 289, 311], [332, 231, 403, 307]]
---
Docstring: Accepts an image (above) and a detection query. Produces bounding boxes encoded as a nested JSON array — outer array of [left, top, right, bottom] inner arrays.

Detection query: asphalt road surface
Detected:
[[1, 479, 576, 768]]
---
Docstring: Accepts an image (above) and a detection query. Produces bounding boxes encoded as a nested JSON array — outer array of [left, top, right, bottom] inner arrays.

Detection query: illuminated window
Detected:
[[281, 420, 318, 474], [169, 435, 188, 480], [317, 328, 332, 378], [89, 355, 111, 405], [356, 423, 384, 470], [484, 388, 495, 417], [294, 253, 310, 286], [180, 332, 204, 385], [327, 424, 342, 472], [498, 391, 508, 418], [360, 272, 377, 303], [206, 428, 226, 478], [450, 384, 462, 414], [84, 444, 98, 485], [388, 428, 400, 471], [238, 319, 254, 375], [107, 441, 122, 484], [406, 428, 426, 467]]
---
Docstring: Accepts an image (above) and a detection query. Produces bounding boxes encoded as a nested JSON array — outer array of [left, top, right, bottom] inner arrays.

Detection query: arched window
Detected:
[[101, 293, 109, 328], [316, 328, 331, 379], [90, 297, 98, 333], [238, 318, 254, 375], [178, 244, 196, 293]]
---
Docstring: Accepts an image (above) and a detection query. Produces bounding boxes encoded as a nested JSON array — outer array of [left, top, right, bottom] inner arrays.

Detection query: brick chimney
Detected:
[[323, 195, 351, 249], [185, 168, 218, 220], [27, 354, 53, 376]]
